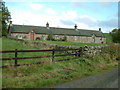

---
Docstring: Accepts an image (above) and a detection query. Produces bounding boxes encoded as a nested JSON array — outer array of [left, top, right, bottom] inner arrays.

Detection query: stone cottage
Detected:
[[8, 21, 106, 43]]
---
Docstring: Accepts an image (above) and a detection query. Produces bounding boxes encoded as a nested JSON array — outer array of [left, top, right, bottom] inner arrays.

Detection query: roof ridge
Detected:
[[78, 29, 99, 32], [12, 24, 99, 32], [13, 24, 45, 28]]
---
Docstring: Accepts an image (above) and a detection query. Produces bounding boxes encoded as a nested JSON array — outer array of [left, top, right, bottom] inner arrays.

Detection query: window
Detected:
[[18, 34, 22, 39]]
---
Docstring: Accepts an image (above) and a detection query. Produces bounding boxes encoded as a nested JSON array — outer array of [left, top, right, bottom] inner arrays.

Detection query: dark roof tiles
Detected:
[[10, 24, 104, 37]]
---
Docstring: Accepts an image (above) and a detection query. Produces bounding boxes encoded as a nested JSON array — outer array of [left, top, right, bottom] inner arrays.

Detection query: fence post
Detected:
[[52, 49, 55, 62], [78, 49, 81, 57], [75, 50, 77, 57], [75, 49, 79, 57], [15, 49, 18, 66]]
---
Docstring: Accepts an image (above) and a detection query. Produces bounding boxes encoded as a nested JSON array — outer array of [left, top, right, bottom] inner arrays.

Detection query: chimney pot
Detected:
[[99, 28, 101, 31], [46, 22, 49, 27], [46, 22, 50, 29], [74, 24, 77, 30]]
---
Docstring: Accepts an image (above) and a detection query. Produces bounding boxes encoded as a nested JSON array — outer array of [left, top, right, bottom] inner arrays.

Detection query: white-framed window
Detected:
[[18, 34, 22, 39]]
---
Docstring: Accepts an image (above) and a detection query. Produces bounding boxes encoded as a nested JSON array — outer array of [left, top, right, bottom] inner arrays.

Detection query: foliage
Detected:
[[47, 34, 54, 41], [0, 1, 11, 36], [62, 36, 67, 41], [110, 29, 120, 43], [101, 43, 120, 61], [36, 37, 40, 40]]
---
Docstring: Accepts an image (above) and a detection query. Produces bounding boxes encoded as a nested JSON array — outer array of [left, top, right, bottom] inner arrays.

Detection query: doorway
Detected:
[[30, 31, 34, 40]]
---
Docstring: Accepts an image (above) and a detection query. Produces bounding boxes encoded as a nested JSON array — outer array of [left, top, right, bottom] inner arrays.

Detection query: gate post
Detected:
[[15, 49, 18, 66]]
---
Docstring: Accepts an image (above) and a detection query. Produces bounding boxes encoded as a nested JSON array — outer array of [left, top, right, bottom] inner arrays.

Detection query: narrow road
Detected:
[[52, 68, 119, 88]]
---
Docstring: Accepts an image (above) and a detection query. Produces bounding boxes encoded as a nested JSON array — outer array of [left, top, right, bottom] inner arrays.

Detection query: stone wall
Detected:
[[24, 41, 107, 56], [8, 36, 107, 56]]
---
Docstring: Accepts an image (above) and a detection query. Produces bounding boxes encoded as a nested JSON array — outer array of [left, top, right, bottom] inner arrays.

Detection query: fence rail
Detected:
[[0, 48, 81, 68], [0, 49, 79, 53]]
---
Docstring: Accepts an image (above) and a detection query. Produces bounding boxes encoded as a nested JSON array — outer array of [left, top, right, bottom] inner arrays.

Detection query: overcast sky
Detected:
[[4, 0, 118, 33]]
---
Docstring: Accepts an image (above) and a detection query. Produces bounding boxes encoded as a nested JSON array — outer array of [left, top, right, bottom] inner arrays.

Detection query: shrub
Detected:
[[62, 36, 67, 41], [110, 29, 120, 43], [47, 35, 54, 41], [101, 44, 120, 61], [36, 37, 41, 40]]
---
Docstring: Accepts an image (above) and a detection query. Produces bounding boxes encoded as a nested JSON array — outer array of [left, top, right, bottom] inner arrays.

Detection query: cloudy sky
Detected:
[[4, 0, 118, 33]]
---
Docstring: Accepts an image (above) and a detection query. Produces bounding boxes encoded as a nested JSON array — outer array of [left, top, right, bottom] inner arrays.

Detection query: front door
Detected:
[[30, 31, 34, 40]]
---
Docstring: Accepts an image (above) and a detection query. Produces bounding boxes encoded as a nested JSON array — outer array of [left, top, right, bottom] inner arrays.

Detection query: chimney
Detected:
[[99, 28, 101, 32], [74, 24, 77, 30], [46, 22, 49, 29]]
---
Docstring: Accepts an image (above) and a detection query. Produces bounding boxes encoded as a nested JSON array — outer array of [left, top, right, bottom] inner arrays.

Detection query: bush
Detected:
[[110, 29, 120, 43], [101, 44, 120, 61], [36, 37, 41, 40], [47, 34, 54, 41], [62, 36, 67, 41]]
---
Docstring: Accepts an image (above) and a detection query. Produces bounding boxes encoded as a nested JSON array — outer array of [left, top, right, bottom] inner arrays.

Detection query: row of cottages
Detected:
[[8, 21, 106, 43]]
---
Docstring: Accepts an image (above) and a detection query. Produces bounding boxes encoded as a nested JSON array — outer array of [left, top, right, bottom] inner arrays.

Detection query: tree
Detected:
[[110, 28, 120, 43], [0, 0, 11, 36]]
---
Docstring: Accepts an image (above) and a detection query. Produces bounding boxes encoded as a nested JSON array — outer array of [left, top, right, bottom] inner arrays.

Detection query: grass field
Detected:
[[1, 37, 75, 66], [46, 41, 106, 47], [31, 40, 106, 47], [1, 37, 118, 88], [103, 33, 112, 43], [1, 37, 51, 66]]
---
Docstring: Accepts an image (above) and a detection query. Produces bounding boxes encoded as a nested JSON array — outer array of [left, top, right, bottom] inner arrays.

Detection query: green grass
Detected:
[[45, 41, 106, 47], [29, 39, 106, 47], [2, 55, 118, 88], [103, 33, 112, 43], [1, 37, 74, 66], [1, 37, 51, 66], [1, 37, 119, 88], [1, 37, 39, 51]]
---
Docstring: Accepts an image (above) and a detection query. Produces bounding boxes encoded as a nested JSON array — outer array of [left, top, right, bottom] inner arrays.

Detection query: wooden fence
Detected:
[[0, 48, 81, 68]]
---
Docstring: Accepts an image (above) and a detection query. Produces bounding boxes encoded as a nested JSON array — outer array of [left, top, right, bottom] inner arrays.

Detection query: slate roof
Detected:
[[10, 24, 105, 37]]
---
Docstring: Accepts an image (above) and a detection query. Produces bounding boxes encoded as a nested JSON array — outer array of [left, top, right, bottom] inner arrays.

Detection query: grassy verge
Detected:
[[2, 55, 118, 88], [1, 37, 119, 88]]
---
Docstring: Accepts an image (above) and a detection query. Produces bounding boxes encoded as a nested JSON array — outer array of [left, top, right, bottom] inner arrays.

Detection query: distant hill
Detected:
[[103, 33, 112, 43]]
